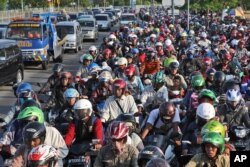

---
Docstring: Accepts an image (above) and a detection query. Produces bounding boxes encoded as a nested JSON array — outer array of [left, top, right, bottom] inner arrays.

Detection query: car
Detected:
[[0, 39, 24, 85], [56, 21, 83, 53], [103, 12, 116, 26], [68, 13, 78, 21], [95, 14, 111, 31], [119, 13, 137, 26], [78, 18, 98, 42], [78, 15, 94, 19]]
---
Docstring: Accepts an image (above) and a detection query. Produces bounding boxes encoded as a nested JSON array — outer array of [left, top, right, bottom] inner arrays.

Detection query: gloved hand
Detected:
[[219, 94, 226, 104]]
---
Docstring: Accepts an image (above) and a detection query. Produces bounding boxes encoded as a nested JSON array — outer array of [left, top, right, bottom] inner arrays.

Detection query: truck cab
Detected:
[[6, 17, 63, 70]]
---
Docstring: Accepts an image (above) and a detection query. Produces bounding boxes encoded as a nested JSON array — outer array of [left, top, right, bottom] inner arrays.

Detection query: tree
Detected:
[[189, 0, 238, 11]]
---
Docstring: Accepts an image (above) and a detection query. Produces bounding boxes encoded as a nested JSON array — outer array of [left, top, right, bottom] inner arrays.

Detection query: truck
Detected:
[[5, 16, 64, 70]]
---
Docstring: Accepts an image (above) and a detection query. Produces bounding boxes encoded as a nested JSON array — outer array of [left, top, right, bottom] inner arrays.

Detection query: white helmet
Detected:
[[28, 144, 57, 167], [89, 45, 97, 52], [155, 42, 163, 47], [196, 103, 215, 120], [189, 30, 195, 36], [74, 99, 93, 118], [165, 39, 172, 46], [99, 70, 113, 82], [226, 89, 241, 102], [117, 57, 128, 66], [150, 34, 156, 38], [109, 34, 116, 40], [201, 32, 207, 38]]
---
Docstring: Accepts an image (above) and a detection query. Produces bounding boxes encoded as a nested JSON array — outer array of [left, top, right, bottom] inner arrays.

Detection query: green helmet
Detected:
[[163, 57, 176, 68], [191, 75, 205, 88], [202, 132, 225, 154], [17, 106, 44, 123], [198, 89, 216, 102], [201, 120, 225, 138], [153, 28, 160, 34], [80, 54, 93, 63], [152, 71, 165, 84]]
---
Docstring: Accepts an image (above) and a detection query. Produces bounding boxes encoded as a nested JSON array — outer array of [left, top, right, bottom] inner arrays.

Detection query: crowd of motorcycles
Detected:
[[1, 5, 250, 167]]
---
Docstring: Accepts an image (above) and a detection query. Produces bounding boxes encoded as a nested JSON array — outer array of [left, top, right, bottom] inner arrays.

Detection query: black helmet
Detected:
[[20, 99, 41, 111], [116, 113, 137, 126], [169, 61, 179, 69], [145, 158, 170, 167], [222, 79, 240, 93], [214, 71, 225, 85], [52, 63, 64, 73], [138, 146, 165, 167], [23, 122, 46, 146]]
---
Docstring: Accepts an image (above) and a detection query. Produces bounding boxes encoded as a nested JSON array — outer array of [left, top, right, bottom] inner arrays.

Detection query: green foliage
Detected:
[[189, 0, 239, 11], [0, 0, 6, 10]]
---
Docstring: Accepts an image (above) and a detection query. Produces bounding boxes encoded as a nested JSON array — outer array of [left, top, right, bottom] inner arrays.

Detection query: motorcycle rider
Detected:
[[27, 144, 58, 167], [116, 113, 144, 151], [113, 57, 128, 80], [186, 132, 229, 167], [94, 121, 139, 167], [217, 89, 250, 129], [75, 54, 93, 81], [47, 71, 74, 109], [182, 103, 216, 155], [0, 106, 44, 166], [208, 71, 225, 96], [141, 71, 169, 111], [101, 79, 138, 123], [11, 121, 68, 167], [89, 45, 98, 61], [141, 101, 180, 140], [205, 68, 216, 88], [64, 99, 103, 148], [39, 63, 64, 93], [138, 145, 165, 167], [125, 65, 144, 100]]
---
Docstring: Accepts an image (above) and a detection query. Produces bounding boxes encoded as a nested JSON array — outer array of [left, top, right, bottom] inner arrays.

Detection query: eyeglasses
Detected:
[[111, 138, 124, 142]]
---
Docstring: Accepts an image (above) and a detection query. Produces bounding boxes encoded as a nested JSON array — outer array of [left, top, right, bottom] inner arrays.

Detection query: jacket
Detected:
[[10, 125, 69, 167], [186, 153, 229, 167], [94, 144, 139, 167]]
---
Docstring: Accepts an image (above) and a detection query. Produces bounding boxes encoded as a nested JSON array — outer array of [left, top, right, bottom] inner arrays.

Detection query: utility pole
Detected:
[[21, 0, 24, 13], [187, 0, 190, 30], [171, 0, 174, 24]]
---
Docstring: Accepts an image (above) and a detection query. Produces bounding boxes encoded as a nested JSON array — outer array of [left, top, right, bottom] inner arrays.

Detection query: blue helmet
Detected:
[[16, 82, 33, 96], [131, 48, 139, 55], [87, 63, 101, 71], [64, 88, 79, 98]]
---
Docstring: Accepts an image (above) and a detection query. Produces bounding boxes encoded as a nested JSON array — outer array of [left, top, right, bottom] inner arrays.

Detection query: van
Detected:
[[78, 18, 98, 42], [0, 39, 24, 85], [95, 14, 111, 31], [56, 21, 83, 53]]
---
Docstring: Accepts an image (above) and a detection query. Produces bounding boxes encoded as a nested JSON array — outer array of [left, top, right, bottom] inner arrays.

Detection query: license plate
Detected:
[[68, 158, 84, 163]]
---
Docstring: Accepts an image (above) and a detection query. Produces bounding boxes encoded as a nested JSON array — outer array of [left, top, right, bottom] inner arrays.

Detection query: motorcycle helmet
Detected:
[[108, 121, 129, 140], [155, 42, 163, 47], [103, 37, 109, 43], [202, 132, 225, 154], [145, 158, 170, 167], [222, 79, 240, 93], [191, 75, 205, 90], [89, 45, 97, 53], [214, 71, 225, 86], [125, 65, 136, 77], [196, 103, 215, 126], [138, 146, 165, 167], [152, 71, 165, 84], [16, 82, 33, 97], [80, 54, 93, 63], [117, 57, 128, 67], [23, 122, 46, 146], [52, 63, 64, 73], [99, 70, 113, 82], [102, 48, 112, 58], [28, 144, 57, 167], [169, 61, 179, 69], [116, 113, 137, 130], [206, 68, 216, 77], [226, 89, 241, 102], [198, 89, 216, 104], [131, 48, 139, 55], [159, 102, 176, 124], [64, 88, 79, 100], [20, 99, 41, 111], [201, 120, 226, 138], [113, 79, 126, 89], [17, 106, 44, 124], [73, 99, 93, 120], [165, 39, 172, 47], [88, 63, 101, 72]]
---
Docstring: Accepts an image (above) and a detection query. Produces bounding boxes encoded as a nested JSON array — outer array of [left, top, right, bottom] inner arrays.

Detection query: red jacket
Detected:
[[64, 118, 103, 146]]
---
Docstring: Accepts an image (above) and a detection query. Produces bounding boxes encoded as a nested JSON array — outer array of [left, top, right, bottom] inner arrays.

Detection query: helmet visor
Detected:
[[75, 109, 91, 120]]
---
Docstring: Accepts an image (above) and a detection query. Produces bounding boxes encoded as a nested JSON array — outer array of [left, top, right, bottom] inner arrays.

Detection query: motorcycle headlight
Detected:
[[235, 128, 247, 138]]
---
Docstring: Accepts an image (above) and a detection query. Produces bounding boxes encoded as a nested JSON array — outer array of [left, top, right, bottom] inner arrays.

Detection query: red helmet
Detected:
[[158, 36, 164, 42], [102, 48, 112, 56], [125, 65, 136, 76], [203, 57, 212, 65], [109, 121, 129, 140], [113, 79, 126, 89], [223, 53, 232, 61]]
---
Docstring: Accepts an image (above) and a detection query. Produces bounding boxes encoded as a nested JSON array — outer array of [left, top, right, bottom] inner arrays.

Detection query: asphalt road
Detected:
[[0, 25, 115, 121]]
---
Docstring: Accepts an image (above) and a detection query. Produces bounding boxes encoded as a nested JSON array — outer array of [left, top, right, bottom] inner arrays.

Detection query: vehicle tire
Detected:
[[14, 69, 23, 84], [42, 60, 48, 70]]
